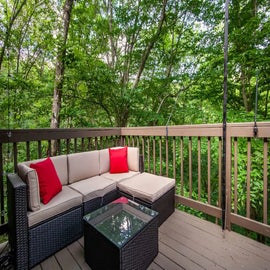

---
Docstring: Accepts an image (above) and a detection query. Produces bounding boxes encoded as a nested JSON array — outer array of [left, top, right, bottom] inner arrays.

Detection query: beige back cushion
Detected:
[[99, 149, 110, 174], [68, 151, 100, 184], [21, 155, 68, 186], [50, 155, 68, 185], [17, 155, 68, 212], [127, 147, 139, 171], [17, 163, 41, 211], [99, 147, 139, 174]]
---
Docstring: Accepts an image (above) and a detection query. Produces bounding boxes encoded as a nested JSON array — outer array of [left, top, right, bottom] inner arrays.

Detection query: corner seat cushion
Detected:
[[102, 171, 140, 183], [68, 151, 100, 184], [69, 176, 116, 202], [27, 186, 82, 227], [117, 172, 175, 203]]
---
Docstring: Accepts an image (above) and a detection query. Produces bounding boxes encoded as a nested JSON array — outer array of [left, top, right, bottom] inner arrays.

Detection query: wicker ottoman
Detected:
[[83, 197, 159, 270], [118, 172, 175, 225]]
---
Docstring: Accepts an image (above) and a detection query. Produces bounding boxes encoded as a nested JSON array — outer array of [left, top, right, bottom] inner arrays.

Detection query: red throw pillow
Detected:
[[109, 147, 129, 173], [30, 157, 62, 204]]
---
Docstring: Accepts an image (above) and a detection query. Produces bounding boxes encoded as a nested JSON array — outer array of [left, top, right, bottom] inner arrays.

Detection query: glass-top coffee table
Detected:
[[83, 197, 159, 270]]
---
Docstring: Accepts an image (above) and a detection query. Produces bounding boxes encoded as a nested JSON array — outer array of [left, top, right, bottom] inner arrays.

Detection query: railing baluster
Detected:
[[166, 136, 169, 177], [216, 136, 222, 224], [57, 139, 61, 155], [173, 137, 176, 180], [208, 137, 211, 204], [234, 138, 238, 214], [246, 138, 251, 219], [198, 137, 201, 201], [94, 137, 97, 150], [38, 141, 42, 158], [263, 138, 268, 224], [180, 136, 184, 196], [74, 138, 78, 152], [26, 141, 30, 160], [66, 138, 70, 154], [153, 137, 156, 175], [159, 137, 162, 176], [147, 137, 150, 173], [218, 137, 222, 208], [47, 140, 51, 156], [141, 136, 144, 170], [13, 142, 18, 172], [189, 137, 192, 198], [82, 138, 85, 151]]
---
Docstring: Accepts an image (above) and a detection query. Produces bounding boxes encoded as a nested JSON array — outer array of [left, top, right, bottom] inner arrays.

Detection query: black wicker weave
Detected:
[[29, 206, 82, 267], [118, 186, 175, 226], [7, 173, 120, 269], [7, 174, 28, 270], [102, 189, 120, 205], [83, 189, 120, 215], [83, 197, 102, 215], [84, 202, 158, 270]]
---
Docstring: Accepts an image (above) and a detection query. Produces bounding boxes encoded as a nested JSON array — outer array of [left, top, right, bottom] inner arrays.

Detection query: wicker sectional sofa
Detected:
[[7, 147, 175, 269]]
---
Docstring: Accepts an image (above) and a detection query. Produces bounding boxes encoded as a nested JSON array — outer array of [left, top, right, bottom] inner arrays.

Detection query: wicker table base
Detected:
[[83, 197, 158, 270]]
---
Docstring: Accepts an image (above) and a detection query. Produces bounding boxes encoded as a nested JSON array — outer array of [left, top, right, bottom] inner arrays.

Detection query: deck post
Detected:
[[222, 0, 230, 231]]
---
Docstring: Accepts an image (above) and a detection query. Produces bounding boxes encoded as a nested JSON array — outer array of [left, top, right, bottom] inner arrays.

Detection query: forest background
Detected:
[[0, 0, 269, 129]]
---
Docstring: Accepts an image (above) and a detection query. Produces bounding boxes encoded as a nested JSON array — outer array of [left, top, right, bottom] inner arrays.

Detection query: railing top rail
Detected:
[[0, 122, 269, 143], [121, 124, 223, 137], [0, 128, 121, 143], [121, 122, 270, 137], [227, 122, 270, 138]]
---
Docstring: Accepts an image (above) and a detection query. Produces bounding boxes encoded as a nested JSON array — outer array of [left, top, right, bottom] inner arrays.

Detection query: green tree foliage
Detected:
[[229, 0, 270, 115], [1, 0, 269, 128]]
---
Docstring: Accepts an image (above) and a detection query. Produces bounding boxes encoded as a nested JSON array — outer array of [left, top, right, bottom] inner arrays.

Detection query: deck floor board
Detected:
[[2, 209, 270, 270]]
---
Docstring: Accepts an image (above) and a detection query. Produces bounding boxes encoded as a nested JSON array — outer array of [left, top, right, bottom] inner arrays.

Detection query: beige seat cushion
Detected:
[[117, 172, 175, 202], [68, 151, 99, 184], [99, 147, 139, 174], [69, 176, 116, 202], [102, 171, 140, 183], [28, 186, 82, 227]]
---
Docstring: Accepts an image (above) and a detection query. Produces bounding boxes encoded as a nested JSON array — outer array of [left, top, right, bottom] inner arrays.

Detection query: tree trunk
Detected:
[[132, 0, 167, 89], [0, 0, 27, 70], [108, 0, 116, 68], [50, 0, 74, 155]]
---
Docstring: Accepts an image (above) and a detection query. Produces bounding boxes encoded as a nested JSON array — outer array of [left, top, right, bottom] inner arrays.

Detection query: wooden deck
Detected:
[[26, 209, 270, 270]]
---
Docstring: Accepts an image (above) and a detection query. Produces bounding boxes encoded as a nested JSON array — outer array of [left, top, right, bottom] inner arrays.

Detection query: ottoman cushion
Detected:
[[118, 172, 175, 202]]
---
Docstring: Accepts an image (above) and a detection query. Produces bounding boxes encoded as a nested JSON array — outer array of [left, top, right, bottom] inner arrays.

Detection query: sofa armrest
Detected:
[[7, 173, 29, 269], [139, 154, 144, 173]]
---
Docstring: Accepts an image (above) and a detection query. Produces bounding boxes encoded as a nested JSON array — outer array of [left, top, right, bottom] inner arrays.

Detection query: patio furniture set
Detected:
[[7, 146, 175, 269]]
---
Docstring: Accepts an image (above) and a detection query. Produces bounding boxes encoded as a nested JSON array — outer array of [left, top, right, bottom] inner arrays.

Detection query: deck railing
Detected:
[[0, 122, 269, 241]]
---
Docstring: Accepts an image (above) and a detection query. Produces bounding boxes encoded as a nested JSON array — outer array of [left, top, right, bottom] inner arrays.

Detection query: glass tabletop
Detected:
[[83, 197, 158, 247]]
